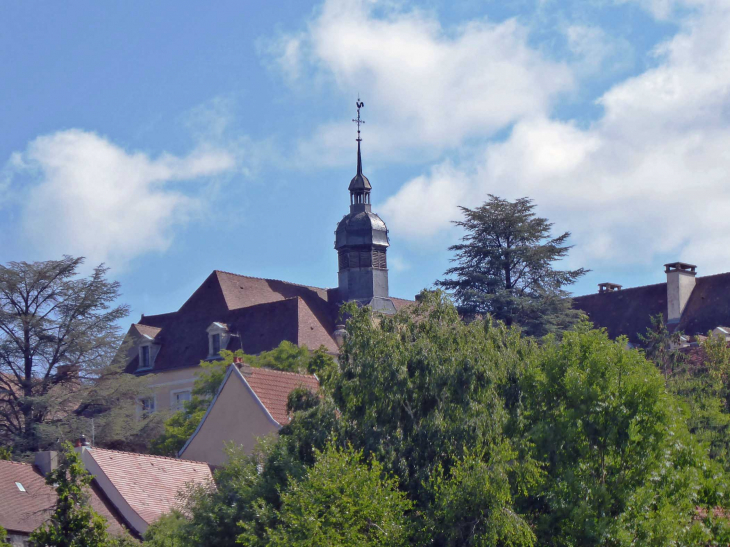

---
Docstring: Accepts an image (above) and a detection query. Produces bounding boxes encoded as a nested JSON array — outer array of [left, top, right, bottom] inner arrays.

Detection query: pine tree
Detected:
[[437, 195, 587, 336]]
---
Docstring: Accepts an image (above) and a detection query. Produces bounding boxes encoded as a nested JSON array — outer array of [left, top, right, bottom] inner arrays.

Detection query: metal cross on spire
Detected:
[[352, 97, 365, 142]]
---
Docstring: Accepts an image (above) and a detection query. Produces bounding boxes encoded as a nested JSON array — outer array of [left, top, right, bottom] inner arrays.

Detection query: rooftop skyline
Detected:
[[0, 0, 727, 319]]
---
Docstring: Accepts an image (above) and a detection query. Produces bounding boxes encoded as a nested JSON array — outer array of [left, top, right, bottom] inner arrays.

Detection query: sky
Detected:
[[1, 0, 729, 321]]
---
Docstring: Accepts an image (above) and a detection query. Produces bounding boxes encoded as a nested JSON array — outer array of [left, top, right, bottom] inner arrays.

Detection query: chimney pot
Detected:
[[598, 282, 622, 294]]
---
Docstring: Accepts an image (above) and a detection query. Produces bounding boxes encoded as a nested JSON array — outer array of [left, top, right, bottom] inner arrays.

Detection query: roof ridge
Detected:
[[89, 447, 210, 465], [0, 459, 33, 467], [251, 366, 318, 381], [214, 270, 331, 293], [697, 271, 730, 281], [574, 281, 666, 298]]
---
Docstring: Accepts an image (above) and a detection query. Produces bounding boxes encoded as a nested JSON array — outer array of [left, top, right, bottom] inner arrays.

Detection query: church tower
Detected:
[[334, 99, 393, 312]]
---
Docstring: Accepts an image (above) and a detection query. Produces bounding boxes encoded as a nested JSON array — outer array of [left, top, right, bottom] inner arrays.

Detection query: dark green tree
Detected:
[[436, 195, 586, 336], [29, 442, 135, 546], [258, 444, 412, 547], [0, 257, 154, 453], [638, 313, 684, 380]]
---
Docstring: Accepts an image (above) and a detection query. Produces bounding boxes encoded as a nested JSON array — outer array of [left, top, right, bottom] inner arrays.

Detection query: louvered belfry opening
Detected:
[[338, 248, 387, 272]]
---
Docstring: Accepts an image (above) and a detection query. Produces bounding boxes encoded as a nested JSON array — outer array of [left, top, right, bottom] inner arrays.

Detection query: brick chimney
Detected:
[[665, 262, 697, 324]]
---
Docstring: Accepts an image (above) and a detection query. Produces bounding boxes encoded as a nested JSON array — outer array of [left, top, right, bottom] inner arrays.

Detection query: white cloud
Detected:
[[5, 129, 235, 268], [268, 0, 574, 162], [381, 0, 730, 274]]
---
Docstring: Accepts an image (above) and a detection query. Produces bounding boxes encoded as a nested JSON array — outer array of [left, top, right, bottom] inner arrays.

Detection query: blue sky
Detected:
[[1, 0, 728, 321]]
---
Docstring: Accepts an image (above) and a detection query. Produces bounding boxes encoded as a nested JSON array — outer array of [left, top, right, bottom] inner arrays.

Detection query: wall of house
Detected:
[[180, 369, 280, 466], [147, 366, 199, 412], [7, 532, 29, 547]]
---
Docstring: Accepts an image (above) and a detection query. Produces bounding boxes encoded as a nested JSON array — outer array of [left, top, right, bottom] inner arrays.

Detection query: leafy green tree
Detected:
[[259, 444, 412, 547], [638, 313, 684, 379], [436, 195, 587, 336], [333, 293, 542, 544], [29, 442, 130, 546], [0, 525, 7, 544], [519, 325, 726, 546], [0, 256, 155, 454]]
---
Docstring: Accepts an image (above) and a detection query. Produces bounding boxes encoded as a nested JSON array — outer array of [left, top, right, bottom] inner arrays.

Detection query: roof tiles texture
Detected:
[[244, 366, 320, 425], [125, 270, 414, 374], [85, 448, 213, 526], [0, 459, 125, 536]]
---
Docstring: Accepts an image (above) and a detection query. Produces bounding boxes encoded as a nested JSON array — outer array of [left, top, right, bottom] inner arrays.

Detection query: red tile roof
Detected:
[[244, 367, 319, 425], [84, 448, 213, 526], [0, 459, 126, 536]]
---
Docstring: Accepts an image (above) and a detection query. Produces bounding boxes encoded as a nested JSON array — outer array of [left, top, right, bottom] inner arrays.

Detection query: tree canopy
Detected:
[[437, 195, 586, 336], [0, 257, 160, 454], [145, 293, 729, 546]]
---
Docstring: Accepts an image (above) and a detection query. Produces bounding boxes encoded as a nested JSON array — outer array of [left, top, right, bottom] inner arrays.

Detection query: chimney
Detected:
[[598, 282, 622, 294], [665, 262, 697, 324], [74, 434, 91, 448], [34, 451, 58, 476]]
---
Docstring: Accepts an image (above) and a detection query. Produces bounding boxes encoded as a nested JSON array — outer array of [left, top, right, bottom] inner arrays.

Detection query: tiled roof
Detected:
[[244, 367, 320, 425], [572, 271, 730, 343], [84, 448, 213, 526], [0, 459, 125, 536], [573, 282, 667, 343], [131, 324, 161, 340], [122, 270, 414, 375]]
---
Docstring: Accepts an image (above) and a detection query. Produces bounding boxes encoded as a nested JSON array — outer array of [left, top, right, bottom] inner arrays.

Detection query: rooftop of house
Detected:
[[242, 365, 320, 425], [123, 270, 413, 374], [0, 459, 126, 536], [81, 447, 213, 528], [573, 270, 730, 343]]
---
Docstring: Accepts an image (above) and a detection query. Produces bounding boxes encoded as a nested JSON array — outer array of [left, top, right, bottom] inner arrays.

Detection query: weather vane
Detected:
[[352, 96, 365, 142]]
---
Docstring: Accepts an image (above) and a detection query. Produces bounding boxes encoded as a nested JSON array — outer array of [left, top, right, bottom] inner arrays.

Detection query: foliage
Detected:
[[143, 511, 189, 547], [436, 195, 587, 337], [29, 442, 123, 546], [0, 446, 10, 460], [638, 313, 684, 379], [148, 294, 729, 546], [519, 325, 726, 545], [260, 444, 412, 547], [0, 525, 6, 544], [151, 344, 335, 456], [0, 256, 156, 454]]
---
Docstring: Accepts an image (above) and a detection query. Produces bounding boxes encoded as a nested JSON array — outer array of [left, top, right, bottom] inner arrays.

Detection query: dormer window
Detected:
[[206, 322, 230, 359], [140, 345, 150, 369]]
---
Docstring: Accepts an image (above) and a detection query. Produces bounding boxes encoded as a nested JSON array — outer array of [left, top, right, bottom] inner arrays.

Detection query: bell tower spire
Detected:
[[348, 97, 372, 213], [335, 97, 392, 311]]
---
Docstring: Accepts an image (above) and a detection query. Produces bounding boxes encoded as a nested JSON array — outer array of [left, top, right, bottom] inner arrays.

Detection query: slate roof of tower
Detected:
[[572, 271, 730, 343], [124, 270, 414, 374], [0, 459, 126, 536]]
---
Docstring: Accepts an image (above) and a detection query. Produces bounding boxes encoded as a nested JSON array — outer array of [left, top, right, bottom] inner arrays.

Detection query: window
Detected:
[[15, 482, 26, 492], [139, 345, 151, 370], [139, 397, 155, 414], [171, 390, 192, 412], [206, 323, 229, 358]]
